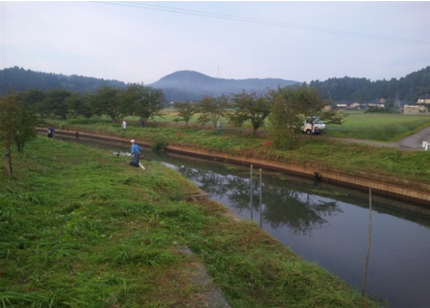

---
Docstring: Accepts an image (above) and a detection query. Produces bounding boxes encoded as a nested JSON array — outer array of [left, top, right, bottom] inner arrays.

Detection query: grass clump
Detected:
[[0, 137, 380, 307]]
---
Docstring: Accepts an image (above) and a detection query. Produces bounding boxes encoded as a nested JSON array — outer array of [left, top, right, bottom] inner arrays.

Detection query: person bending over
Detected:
[[129, 139, 141, 167]]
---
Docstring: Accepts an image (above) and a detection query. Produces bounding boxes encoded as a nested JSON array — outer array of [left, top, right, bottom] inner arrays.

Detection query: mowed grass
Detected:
[[47, 112, 430, 185], [151, 109, 430, 142], [0, 137, 380, 307], [51, 109, 430, 142], [325, 112, 430, 141]]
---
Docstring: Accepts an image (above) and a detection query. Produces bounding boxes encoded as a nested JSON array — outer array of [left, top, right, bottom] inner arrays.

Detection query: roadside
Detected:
[[323, 126, 430, 150]]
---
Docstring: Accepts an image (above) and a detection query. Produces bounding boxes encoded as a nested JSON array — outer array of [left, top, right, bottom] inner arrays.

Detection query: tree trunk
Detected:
[[5, 153, 12, 176]]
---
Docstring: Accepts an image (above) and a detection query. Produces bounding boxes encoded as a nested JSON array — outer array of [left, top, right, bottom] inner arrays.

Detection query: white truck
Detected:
[[302, 117, 326, 135]]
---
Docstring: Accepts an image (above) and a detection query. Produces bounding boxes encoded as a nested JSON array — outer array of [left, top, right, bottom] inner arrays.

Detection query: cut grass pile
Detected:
[[0, 137, 380, 307]]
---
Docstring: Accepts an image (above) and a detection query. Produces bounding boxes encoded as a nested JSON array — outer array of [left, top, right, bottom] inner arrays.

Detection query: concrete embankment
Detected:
[[40, 128, 430, 206]]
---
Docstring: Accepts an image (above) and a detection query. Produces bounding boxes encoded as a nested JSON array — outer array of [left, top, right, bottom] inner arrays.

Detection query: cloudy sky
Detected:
[[1, 1, 429, 84]]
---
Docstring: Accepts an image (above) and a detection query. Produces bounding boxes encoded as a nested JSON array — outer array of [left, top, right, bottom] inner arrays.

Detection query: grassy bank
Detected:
[[0, 137, 380, 307], [149, 109, 430, 141], [48, 115, 430, 185]]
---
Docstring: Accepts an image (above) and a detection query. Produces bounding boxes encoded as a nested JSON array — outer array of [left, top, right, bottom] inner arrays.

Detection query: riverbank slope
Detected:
[[42, 124, 430, 206], [0, 137, 380, 307]]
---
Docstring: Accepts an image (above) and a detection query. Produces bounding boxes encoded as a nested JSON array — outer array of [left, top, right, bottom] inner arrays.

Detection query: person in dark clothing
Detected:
[[47, 126, 55, 138]]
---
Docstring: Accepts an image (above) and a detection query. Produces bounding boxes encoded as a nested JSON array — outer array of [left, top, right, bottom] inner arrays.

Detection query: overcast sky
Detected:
[[1, 1, 429, 84]]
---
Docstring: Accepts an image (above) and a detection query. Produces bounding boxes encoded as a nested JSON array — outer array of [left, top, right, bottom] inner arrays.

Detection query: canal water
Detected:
[[60, 135, 430, 307]]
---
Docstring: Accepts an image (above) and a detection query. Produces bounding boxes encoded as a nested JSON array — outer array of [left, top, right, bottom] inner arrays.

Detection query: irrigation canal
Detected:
[[55, 133, 430, 308]]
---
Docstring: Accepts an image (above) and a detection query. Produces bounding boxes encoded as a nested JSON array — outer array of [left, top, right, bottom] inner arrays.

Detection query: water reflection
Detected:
[[262, 183, 342, 235], [158, 152, 430, 308], [171, 159, 345, 236]]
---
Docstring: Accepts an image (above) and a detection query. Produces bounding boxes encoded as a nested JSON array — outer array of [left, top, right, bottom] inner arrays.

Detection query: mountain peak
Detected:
[[149, 70, 300, 101]]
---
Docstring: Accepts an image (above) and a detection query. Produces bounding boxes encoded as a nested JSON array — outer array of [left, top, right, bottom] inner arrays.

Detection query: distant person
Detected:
[[140, 118, 146, 127], [216, 121, 222, 135], [47, 125, 55, 138], [121, 120, 127, 131], [129, 139, 141, 167]]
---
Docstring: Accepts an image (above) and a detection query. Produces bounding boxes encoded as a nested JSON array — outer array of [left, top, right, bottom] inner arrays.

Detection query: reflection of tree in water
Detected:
[[176, 165, 233, 196], [175, 164, 343, 236], [262, 182, 342, 235]]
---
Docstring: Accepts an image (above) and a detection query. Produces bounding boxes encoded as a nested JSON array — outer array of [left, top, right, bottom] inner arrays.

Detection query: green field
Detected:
[[325, 112, 430, 141]]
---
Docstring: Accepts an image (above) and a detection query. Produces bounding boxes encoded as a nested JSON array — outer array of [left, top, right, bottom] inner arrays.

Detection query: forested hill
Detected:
[[309, 66, 430, 103], [0, 66, 127, 95], [1, 66, 429, 103], [148, 70, 300, 101]]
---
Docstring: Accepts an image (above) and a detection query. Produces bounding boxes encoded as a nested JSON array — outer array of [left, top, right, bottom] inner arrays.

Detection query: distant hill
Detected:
[[0, 67, 299, 102], [0, 66, 127, 95], [1, 66, 429, 104], [149, 70, 300, 101]]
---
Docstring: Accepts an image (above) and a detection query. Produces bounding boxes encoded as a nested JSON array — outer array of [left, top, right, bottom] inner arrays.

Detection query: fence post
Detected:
[[259, 169, 263, 228], [250, 165, 253, 221]]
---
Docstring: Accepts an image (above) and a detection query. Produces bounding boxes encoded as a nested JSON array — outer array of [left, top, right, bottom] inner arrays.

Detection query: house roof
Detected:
[[418, 94, 430, 99]]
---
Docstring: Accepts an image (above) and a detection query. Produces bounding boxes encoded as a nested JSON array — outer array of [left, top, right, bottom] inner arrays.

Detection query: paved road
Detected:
[[325, 126, 430, 151], [395, 126, 430, 150]]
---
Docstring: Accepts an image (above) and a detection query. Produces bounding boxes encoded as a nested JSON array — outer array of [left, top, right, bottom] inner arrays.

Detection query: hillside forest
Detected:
[[1, 66, 429, 105]]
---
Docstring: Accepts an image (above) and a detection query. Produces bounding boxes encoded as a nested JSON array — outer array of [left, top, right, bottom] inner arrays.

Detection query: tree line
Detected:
[[1, 65, 429, 103], [0, 84, 164, 176], [173, 87, 343, 146], [0, 66, 127, 96], [1, 83, 343, 176], [309, 66, 430, 103], [2, 84, 165, 122]]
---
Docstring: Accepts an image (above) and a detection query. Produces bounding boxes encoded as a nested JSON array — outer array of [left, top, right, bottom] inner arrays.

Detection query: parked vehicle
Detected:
[[302, 117, 326, 135]]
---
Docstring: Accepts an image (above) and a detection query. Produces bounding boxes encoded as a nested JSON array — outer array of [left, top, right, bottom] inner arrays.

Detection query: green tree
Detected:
[[42, 89, 72, 120], [0, 93, 39, 176], [173, 101, 197, 125], [66, 92, 93, 118], [89, 86, 123, 122], [197, 94, 229, 128], [121, 84, 165, 121], [14, 92, 41, 152], [267, 86, 332, 149], [21, 88, 46, 109], [229, 90, 271, 137]]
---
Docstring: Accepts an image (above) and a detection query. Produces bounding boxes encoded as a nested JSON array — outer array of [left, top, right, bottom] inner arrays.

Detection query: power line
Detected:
[[93, 1, 429, 44]]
